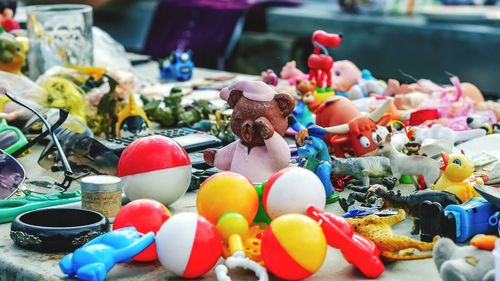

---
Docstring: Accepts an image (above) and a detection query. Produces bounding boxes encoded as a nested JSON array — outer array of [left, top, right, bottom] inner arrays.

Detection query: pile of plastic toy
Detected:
[[3, 26, 500, 281]]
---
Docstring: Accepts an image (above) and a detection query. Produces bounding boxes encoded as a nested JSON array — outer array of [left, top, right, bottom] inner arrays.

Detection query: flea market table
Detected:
[[0, 63, 441, 281]]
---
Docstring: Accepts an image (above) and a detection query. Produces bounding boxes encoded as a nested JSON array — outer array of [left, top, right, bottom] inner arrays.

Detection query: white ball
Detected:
[[263, 167, 326, 219]]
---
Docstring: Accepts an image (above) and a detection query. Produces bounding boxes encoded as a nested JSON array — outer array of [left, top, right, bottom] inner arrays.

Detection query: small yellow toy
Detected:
[[115, 94, 150, 138], [346, 209, 438, 260], [432, 152, 481, 202], [39, 77, 87, 123], [0, 34, 27, 74]]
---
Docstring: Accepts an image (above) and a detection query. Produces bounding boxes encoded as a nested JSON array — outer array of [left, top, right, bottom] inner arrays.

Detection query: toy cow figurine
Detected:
[[322, 98, 393, 158], [308, 30, 342, 91]]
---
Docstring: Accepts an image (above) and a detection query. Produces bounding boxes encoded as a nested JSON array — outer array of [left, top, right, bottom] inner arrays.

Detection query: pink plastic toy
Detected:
[[280, 60, 307, 85]]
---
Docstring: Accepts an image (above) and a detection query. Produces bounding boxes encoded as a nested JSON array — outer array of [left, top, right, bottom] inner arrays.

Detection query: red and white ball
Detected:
[[263, 167, 326, 220], [156, 212, 222, 278], [117, 136, 191, 206]]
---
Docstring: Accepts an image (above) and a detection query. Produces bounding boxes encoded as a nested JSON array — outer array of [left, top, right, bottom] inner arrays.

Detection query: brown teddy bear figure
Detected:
[[204, 80, 295, 183]]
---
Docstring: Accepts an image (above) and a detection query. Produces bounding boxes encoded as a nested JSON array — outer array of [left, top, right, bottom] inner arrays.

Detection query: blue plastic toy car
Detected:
[[159, 50, 194, 81]]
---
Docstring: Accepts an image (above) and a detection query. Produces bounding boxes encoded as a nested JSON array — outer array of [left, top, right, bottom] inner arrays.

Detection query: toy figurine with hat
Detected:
[[203, 80, 295, 183]]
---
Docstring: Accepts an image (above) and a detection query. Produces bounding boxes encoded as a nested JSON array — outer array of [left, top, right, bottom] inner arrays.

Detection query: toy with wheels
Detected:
[[156, 212, 222, 278], [112, 199, 171, 262]]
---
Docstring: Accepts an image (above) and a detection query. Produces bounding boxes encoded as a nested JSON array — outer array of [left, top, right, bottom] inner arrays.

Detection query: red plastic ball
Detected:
[[113, 199, 171, 262]]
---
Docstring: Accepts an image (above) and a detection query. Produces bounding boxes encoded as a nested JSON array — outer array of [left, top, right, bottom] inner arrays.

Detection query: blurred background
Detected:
[[15, 0, 500, 97]]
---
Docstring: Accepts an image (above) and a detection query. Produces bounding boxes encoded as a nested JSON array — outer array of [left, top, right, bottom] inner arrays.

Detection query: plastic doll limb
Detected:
[[76, 262, 107, 281], [112, 232, 155, 263], [215, 251, 269, 281], [59, 254, 76, 276]]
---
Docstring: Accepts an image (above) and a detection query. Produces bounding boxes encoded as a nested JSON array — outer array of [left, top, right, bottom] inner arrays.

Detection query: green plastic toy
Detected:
[[0, 191, 82, 223], [0, 118, 27, 155]]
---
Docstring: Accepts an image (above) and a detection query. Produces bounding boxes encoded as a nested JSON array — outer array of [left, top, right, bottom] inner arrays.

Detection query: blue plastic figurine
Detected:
[[59, 227, 155, 281], [297, 125, 337, 203], [159, 49, 194, 81]]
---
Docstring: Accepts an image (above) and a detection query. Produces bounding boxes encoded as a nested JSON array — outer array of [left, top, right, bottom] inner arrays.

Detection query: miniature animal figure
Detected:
[[321, 98, 393, 157], [467, 115, 494, 134], [204, 81, 294, 183], [346, 209, 439, 260], [280, 60, 307, 85], [377, 134, 441, 188], [115, 94, 150, 138], [432, 152, 481, 202], [297, 125, 334, 200], [339, 177, 398, 212], [331, 155, 392, 186], [293, 79, 317, 127], [308, 30, 342, 91], [375, 188, 460, 235], [434, 237, 495, 281], [59, 227, 155, 281], [261, 69, 278, 86]]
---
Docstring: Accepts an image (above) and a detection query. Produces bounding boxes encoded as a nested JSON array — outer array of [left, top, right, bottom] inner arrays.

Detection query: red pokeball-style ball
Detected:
[[156, 212, 222, 278], [117, 135, 192, 206], [113, 199, 171, 262]]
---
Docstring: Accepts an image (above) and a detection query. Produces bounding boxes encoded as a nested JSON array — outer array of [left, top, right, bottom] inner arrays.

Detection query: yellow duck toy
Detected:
[[432, 152, 481, 202]]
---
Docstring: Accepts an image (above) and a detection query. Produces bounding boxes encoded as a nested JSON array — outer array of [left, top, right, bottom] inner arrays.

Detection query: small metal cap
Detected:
[[80, 175, 121, 192]]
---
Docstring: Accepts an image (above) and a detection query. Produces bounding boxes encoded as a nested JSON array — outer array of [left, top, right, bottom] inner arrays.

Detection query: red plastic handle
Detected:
[[306, 205, 385, 279]]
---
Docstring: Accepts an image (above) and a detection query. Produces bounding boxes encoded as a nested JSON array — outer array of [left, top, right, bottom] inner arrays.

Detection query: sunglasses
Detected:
[[0, 119, 28, 155], [3, 90, 75, 192], [38, 128, 119, 177], [0, 150, 26, 200]]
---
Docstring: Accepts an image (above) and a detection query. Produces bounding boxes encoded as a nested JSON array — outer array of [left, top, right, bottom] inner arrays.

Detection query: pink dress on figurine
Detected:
[[214, 132, 290, 183]]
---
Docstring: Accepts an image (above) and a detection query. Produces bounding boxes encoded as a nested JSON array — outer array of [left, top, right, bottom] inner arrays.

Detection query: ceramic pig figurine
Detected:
[[204, 81, 295, 183]]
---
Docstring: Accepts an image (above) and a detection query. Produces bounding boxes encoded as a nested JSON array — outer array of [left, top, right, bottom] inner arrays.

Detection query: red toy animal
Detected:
[[308, 30, 342, 89], [316, 97, 392, 157]]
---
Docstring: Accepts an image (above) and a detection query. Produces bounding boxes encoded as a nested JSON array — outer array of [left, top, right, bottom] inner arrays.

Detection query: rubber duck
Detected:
[[432, 152, 481, 202]]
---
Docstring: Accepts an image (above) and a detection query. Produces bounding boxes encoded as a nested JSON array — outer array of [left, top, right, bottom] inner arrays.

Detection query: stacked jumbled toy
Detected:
[[3, 24, 500, 281]]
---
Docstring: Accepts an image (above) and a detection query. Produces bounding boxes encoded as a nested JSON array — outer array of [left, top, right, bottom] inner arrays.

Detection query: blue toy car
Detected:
[[159, 50, 194, 81]]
